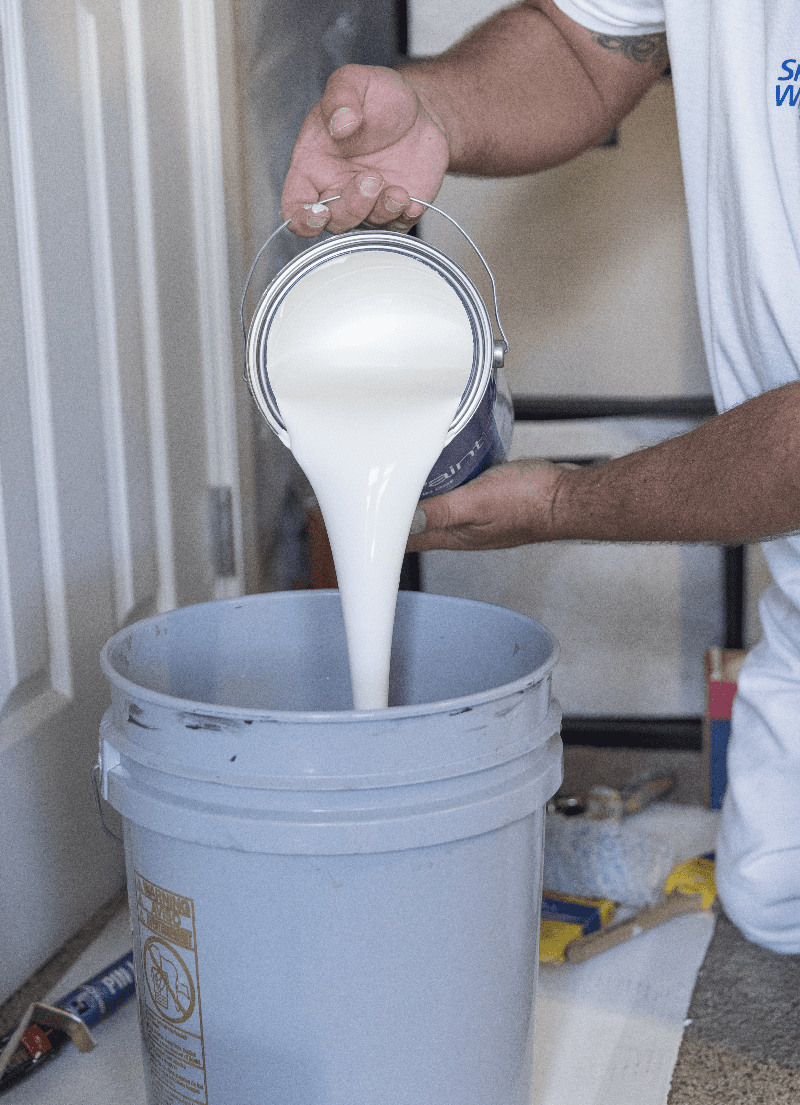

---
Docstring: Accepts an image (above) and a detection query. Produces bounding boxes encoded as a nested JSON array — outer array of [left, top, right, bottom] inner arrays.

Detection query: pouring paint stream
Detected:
[[267, 231, 474, 709]]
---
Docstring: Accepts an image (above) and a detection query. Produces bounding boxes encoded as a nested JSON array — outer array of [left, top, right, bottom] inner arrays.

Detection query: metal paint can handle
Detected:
[[240, 197, 510, 371]]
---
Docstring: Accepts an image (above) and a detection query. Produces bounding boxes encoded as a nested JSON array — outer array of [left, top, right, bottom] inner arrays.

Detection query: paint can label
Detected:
[[421, 374, 513, 498]]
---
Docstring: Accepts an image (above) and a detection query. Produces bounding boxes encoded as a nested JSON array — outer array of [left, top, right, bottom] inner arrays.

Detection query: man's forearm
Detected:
[[399, 0, 667, 177], [552, 383, 800, 544]]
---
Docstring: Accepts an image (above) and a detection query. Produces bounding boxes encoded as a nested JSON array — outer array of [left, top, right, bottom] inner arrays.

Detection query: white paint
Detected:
[[268, 249, 473, 708]]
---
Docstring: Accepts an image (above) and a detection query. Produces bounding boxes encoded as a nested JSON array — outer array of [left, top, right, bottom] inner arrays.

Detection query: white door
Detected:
[[0, 0, 254, 1002]]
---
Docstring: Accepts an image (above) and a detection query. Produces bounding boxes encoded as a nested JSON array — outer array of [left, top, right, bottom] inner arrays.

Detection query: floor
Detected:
[[2, 745, 717, 1103], [2, 900, 715, 1105], [669, 911, 800, 1105]]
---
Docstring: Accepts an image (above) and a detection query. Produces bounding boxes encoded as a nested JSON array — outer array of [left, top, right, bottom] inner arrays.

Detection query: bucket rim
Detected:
[[100, 591, 559, 724]]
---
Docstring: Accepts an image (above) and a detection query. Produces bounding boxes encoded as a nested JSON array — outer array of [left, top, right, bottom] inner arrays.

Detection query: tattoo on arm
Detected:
[[591, 32, 669, 68]]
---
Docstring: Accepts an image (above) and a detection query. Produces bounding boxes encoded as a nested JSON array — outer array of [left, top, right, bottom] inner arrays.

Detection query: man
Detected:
[[280, 0, 800, 954]]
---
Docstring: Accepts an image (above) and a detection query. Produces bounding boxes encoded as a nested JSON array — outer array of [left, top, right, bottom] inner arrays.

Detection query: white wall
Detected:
[[410, 1, 709, 400]]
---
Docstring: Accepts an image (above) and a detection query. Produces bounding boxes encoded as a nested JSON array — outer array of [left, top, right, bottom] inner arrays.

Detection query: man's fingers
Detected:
[[319, 172, 387, 232], [412, 487, 458, 534], [321, 65, 420, 157], [360, 185, 412, 228], [284, 172, 392, 236], [319, 65, 371, 140], [409, 508, 427, 535], [283, 183, 420, 238], [327, 105, 362, 139], [405, 460, 575, 553], [406, 482, 478, 551], [284, 190, 335, 237], [280, 63, 445, 237]]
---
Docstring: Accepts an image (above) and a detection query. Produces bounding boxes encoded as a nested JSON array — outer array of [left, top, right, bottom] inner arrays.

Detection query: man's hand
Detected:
[[408, 383, 800, 553], [280, 1, 669, 238], [281, 65, 450, 237], [407, 459, 577, 552]]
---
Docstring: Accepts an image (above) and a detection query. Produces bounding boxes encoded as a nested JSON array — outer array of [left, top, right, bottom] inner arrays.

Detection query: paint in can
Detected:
[[242, 210, 514, 498]]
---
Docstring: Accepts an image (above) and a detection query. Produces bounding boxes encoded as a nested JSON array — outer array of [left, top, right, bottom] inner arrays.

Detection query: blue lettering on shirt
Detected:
[[776, 59, 800, 107], [776, 84, 800, 106]]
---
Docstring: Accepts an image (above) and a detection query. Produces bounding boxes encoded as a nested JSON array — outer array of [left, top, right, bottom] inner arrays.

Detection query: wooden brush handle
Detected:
[[564, 892, 707, 964]]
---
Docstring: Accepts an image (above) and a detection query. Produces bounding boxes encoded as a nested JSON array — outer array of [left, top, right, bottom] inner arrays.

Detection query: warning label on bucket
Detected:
[[134, 872, 207, 1105]]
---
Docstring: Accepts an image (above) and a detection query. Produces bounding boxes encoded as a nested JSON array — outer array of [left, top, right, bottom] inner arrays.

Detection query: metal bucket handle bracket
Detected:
[[239, 196, 510, 380]]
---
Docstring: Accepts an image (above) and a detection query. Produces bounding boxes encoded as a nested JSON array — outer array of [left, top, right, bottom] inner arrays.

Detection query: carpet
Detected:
[[668, 911, 800, 1103]]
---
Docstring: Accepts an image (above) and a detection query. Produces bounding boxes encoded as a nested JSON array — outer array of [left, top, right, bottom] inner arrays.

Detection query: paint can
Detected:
[[98, 590, 561, 1105], [242, 209, 514, 498]]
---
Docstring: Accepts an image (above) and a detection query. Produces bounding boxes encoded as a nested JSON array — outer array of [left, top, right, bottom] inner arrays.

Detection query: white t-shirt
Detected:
[[555, 1, 800, 952], [555, 0, 800, 414]]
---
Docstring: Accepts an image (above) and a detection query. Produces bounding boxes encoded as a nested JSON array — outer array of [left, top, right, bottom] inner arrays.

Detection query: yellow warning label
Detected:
[[134, 872, 206, 1105]]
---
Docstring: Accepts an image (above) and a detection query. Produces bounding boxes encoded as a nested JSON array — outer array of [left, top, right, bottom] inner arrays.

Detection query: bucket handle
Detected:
[[239, 197, 510, 378], [91, 764, 124, 844]]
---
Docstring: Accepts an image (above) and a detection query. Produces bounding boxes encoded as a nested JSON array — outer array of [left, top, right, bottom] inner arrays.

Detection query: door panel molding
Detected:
[[78, 3, 137, 624], [1, 0, 72, 700], [180, 0, 243, 596], [120, 0, 177, 613], [0, 0, 254, 1004]]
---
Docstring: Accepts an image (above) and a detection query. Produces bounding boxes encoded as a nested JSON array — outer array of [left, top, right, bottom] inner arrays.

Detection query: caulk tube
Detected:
[[56, 950, 136, 1028], [0, 952, 136, 1094]]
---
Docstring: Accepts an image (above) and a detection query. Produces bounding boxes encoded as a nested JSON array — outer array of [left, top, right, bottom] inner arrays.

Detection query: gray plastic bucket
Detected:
[[98, 590, 561, 1105]]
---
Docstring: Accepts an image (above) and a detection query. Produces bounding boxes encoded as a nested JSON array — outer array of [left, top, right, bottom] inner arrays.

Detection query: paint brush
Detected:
[[563, 855, 716, 964]]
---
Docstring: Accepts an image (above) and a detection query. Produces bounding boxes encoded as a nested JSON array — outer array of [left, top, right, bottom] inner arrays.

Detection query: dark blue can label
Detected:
[[421, 375, 511, 499]]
